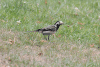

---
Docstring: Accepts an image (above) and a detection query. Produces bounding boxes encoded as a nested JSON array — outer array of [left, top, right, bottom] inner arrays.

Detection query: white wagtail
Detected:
[[27, 21, 63, 40]]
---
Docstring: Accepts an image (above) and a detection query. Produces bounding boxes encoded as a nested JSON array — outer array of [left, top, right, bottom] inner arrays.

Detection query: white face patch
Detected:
[[59, 21, 63, 24]]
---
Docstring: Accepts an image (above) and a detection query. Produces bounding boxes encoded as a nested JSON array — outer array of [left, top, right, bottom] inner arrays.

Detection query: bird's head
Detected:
[[54, 21, 64, 25]]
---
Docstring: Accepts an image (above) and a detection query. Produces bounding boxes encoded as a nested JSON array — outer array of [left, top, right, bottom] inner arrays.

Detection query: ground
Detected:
[[0, 0, 100, 67]]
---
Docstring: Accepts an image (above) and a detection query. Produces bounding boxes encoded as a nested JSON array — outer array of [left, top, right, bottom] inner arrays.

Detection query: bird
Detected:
[[27, 21, 64, 40]]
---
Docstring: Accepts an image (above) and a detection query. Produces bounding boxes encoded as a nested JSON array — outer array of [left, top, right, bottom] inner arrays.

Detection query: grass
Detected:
[[0, 0, 100, 67]]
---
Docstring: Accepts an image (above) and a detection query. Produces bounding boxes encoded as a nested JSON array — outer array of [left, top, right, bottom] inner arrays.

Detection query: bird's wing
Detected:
[[28, 25, 57, 33], [42, 25, 56, 31]]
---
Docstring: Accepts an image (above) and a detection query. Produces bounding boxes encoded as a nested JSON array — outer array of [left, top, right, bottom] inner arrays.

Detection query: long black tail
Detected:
[[35, 29, 43, 32], [26, 29, 42, 32]]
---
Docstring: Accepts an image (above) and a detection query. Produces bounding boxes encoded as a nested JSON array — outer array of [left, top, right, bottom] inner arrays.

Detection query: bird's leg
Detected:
[[48, 35, 50, 40], [44, 35, 47, 40]]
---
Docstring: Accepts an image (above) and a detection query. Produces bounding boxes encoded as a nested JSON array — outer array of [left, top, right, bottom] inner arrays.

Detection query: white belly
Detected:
[[43, 31, 56, 35]]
